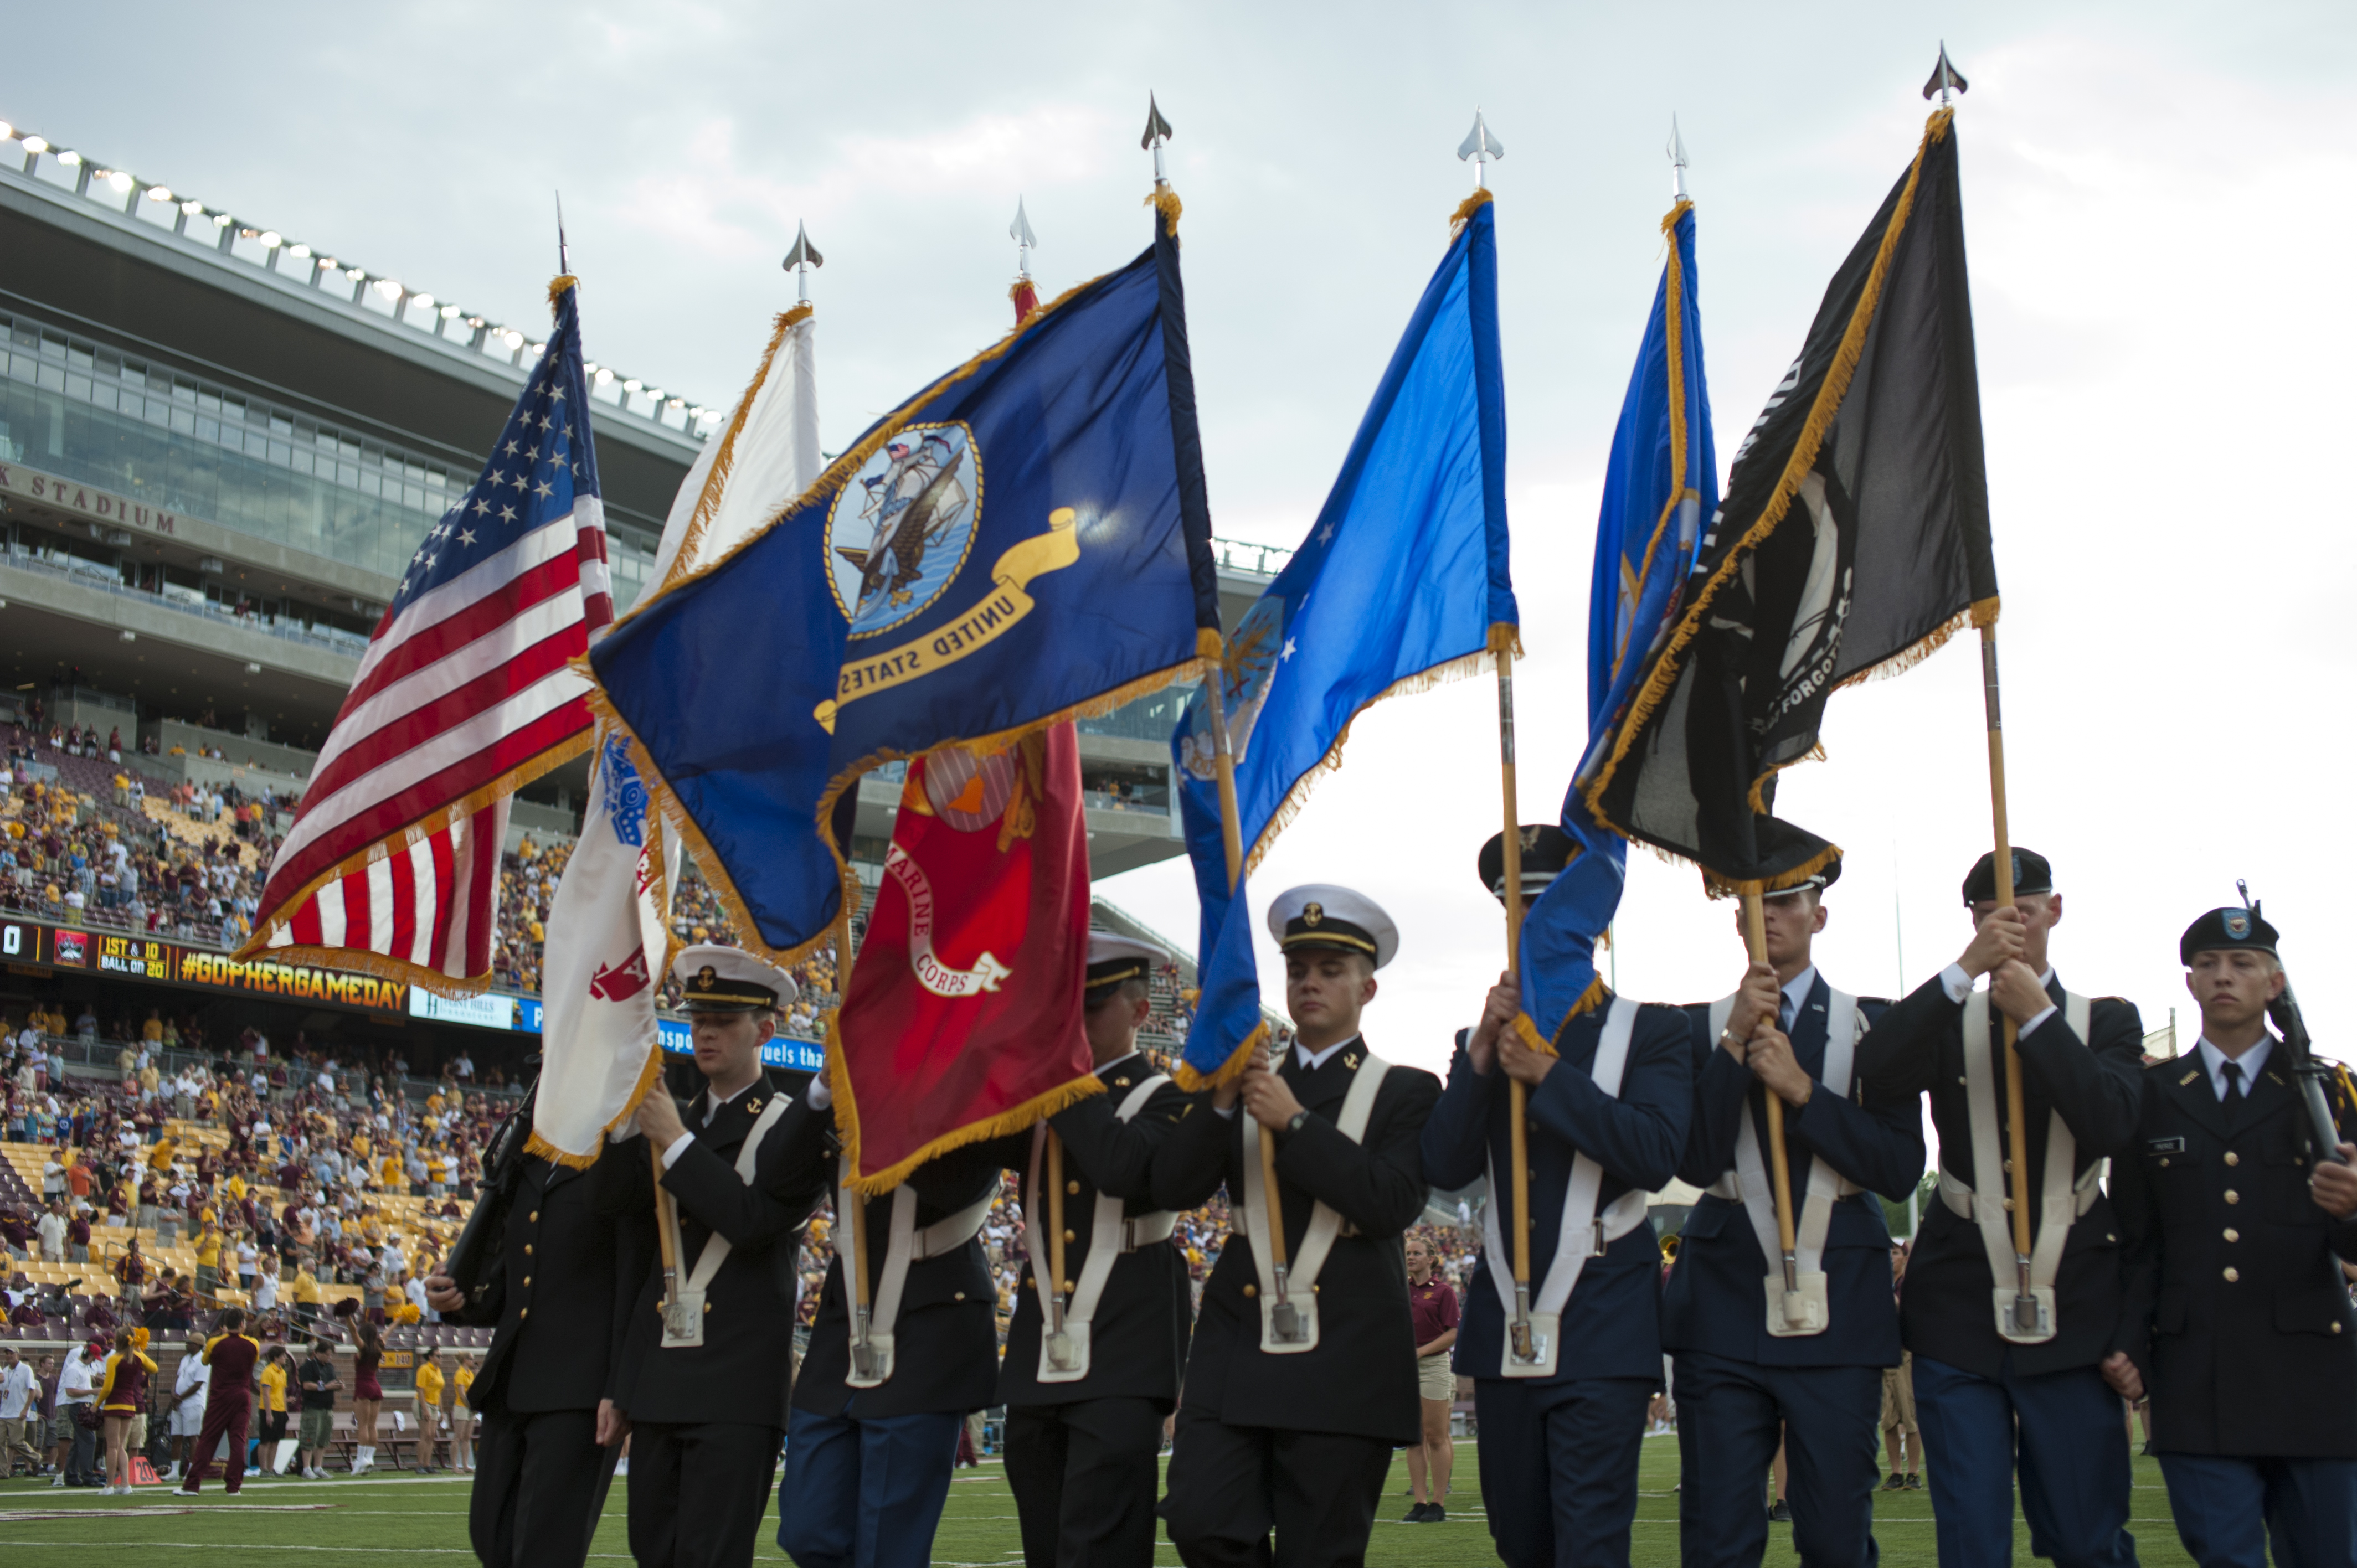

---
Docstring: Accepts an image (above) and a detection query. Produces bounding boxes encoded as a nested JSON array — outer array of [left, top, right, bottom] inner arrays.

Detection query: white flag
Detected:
[[528, 305, 824, 1163]]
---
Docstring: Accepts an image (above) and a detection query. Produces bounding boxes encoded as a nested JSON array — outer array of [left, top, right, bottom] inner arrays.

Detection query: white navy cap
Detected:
[[670, 943, 798, 1011], [1265, 884, 1399, 970], [1085, 931, 1167, 994]]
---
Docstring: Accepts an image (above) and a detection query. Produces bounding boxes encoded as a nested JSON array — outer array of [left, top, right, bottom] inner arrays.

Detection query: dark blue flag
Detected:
[[1172, 192, 1518, 1089], [591, 210, 1222, 962], [1519, 200, 1718, 1045]]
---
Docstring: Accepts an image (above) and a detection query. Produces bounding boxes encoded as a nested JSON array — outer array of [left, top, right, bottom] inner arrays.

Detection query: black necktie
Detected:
[[2222, 1059, 2246, 1121]]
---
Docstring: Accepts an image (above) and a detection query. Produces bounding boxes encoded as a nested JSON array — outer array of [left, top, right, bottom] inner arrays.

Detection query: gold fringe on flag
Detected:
[[1449, 187, 1495, 236], [1171, 1021, 1267, 1094], [547, 274, 579, 307], [826, 1010, 1107, 1195], [1149, 187, 1183, 238], [659, 302, 813, 596]]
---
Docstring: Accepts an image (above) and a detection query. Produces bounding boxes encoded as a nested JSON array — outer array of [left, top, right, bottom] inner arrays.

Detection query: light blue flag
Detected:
[[1518, 199, 1718, 1045], [1173, 194, 1517, 1087]]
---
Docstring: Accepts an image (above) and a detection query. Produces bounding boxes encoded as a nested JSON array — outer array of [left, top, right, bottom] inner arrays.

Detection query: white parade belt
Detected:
[[839, 1158, 993, 1388], [1242, 1053, 1390, 1354], [659, 1095, 791, 1351], [1026, 1074, 1177, 1384], [1956, 989, 2093, 1345]]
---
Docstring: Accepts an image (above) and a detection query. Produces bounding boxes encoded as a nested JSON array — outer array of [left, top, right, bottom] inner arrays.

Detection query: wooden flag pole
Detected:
[[1200, 655, 1291, 1298], [833, 900, 877, 1371], [1745, 889, 1805, 1323], [1980, 625, 2040, 1329], [1047, 1131, 1068, 1306], [1496, 645, 1537, 1359]]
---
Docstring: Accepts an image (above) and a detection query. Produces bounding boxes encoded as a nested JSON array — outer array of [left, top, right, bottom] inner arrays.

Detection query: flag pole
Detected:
[[1497, 646, 1537, 1359], [833, 898, 880, 1375], [1744, 888, 1806, 1325], [1980, 626, 2040, 1330]]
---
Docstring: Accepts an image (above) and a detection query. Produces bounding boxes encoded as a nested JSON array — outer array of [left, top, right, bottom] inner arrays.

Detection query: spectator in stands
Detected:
[[38, 1198, 65, 1263]]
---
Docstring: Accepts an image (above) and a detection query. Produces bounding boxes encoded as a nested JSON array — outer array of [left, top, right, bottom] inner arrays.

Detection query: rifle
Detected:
[[2244, 881, 2350, 1169], [440, 1076, 539, 1322]]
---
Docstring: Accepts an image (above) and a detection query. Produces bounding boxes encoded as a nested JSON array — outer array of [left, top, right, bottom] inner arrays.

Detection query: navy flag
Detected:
[[1582, 109, 1996, 894], [590, 206, 1222, 962]]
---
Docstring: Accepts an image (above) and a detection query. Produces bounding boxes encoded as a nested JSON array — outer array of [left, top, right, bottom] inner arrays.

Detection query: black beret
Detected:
[[2180, 906, 2279, 966], [1478, 825, 1576, 902], [1962, 847, 2052, 906]]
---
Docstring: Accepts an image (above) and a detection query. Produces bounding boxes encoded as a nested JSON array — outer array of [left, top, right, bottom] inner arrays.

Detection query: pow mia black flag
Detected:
[[1578, 107, 1998, 893]]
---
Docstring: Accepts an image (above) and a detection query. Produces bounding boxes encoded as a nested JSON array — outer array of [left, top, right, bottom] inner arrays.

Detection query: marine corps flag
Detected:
[[589, 202, 1222, 966], [1580, 109, 1996, 891], [833, 725, 1095, 1190]]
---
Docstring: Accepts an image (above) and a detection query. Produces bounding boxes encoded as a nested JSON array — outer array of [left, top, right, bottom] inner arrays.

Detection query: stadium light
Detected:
[[180, 198, 203, 215], [146, 185, 172, 202], [259, 231, 282, 249], [0, 123, 12, 141], [107, 170, 131, 194], [289, 244, 312, 259], [55, 149, 80, 167], [20, 137, 48, 155]]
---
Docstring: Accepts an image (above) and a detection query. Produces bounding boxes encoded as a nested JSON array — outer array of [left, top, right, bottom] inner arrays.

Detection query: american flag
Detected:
[[238, 277, 614, 994]]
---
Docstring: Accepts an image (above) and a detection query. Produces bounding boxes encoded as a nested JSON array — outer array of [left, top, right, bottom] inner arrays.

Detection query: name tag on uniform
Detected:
[[2144, 1136, 2186, 1155]]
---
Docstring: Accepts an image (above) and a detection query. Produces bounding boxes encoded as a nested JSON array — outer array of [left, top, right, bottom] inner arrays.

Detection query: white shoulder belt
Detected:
[[1483, 996, 1646, 1378], [1702, 987, 1865, 1338], [1027, 1074, 1175, 1384], [839, 1155, 994, 1388], [1242, 1052, 1390, 1355], [1946, 990, 2094, 1345], [658, 1094, 792, 1350]]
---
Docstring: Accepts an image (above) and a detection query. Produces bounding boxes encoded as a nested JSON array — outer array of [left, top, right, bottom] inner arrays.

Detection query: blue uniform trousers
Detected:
[[2157, 1454, 2357, 1568], [1672, 1350, 1882, 1568], [1910, 1354, 2138, 1568], [775, 1405, 962, 1568], [1473, 1375, 1653, 1568]]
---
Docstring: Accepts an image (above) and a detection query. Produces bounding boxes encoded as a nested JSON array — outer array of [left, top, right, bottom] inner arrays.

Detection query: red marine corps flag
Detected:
[[833, 724, 1097, 1192]]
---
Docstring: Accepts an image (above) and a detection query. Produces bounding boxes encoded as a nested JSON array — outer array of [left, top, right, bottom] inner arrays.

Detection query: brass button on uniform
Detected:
[[522, 1276, 531, 1287], [2223, 1267, 2240, 1282], [528, 1210, 539, 1222], [1063, 1229, 1077, 1243], [1066, 1181, 1080, 1195], [523, 1244, 533, 1256], [2224, 1152, 2240, 1167], [2160, 1158, 2171, 1167], [704, 1302, 713, 1314], [2224, 1229, 2239, 1243], [2335, 1323, 2345, 1336], [2225, 1190, 2240, 1205], [1242, 1283, 1257, 1298], [518, 1308, 529, 1319], [953, 1291, 965, 1301]]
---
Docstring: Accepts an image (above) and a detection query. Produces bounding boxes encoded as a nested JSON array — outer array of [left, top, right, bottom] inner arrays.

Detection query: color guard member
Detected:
[[1665, 861, 1924, 1568], [1857, 849, 2145, 1568], [1000, 932, 1196, 1568], [607, 945, 832, 1568], [1154, 885, 1443, 1568], [1423, 828, 1695, 1566], [2109, 904, 2357, 1568]]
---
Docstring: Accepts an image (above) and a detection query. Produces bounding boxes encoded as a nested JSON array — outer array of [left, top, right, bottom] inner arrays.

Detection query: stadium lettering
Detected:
[[0, 463, 177, 533], [174, 950, 408, 1011]]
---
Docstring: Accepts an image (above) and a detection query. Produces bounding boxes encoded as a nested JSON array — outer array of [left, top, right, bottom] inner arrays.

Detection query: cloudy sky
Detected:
[[13, 2, 2356, 1092]]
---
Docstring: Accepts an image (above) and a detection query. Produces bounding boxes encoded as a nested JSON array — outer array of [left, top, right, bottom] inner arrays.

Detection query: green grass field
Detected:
[[0, 1436, 2197, 1566]]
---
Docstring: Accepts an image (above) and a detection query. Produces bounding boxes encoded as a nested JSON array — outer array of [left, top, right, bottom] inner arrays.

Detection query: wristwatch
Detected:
[[1284, 1110, 1310, 1138]]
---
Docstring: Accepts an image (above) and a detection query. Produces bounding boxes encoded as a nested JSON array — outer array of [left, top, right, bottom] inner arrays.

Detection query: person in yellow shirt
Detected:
[[141, 1010, 163, 1044], [352, 1131, 373, 1165], [290, 1263, 321, 1327], [193, 1223, 223, 1300], [148, 1136, 178, 1174], [414, 1355, 446, 1471], [425, 1090, 445, 1118], [223, 1173, 246, 1204], [257, 1347, 292, 1474], [379, 1155, 403, 1190], [450, 1359, 475, 1473]]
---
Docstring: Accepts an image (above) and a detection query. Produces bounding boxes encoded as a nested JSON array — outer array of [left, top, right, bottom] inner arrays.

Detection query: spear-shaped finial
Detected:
[[1922, 42, 1968, 105], [782, 221, 824, 303], [1142, 92, 1174, 186], [1010, 198, 1037, 282], [555, 190, 569, 274], [1667, 115, 1690, 202], [1458, 109, 1505, 189]]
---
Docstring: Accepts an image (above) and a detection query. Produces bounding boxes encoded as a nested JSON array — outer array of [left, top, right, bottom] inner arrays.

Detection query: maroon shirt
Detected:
[[1409, 1273, 1460, 1352]]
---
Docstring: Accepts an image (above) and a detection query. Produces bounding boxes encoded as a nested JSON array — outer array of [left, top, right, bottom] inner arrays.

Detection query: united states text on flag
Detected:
[[237, 276, 613, 996]]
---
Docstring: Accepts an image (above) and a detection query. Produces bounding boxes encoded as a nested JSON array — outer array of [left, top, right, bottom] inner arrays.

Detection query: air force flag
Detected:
[[1172, 193, 1519, 1088]]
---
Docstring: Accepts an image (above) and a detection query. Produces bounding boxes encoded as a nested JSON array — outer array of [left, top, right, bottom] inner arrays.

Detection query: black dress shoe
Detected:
[[1427, 1503, 1447, 1523], [1403, 1502, 1433, 1523], [1768, 1500, 1794, 1523], [1882, 1471, 1905, 1492]]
